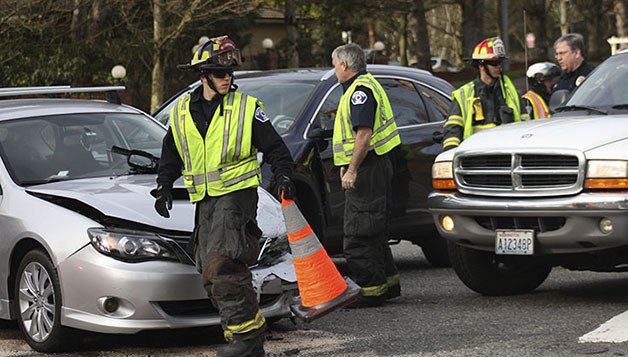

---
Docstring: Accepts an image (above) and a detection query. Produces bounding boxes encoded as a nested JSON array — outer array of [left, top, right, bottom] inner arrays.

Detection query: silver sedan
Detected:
[[0, 94, 297, 352]]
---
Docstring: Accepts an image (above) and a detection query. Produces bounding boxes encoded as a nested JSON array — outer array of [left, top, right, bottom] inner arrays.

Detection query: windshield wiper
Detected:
[[555, 105, 607, 115], [20, 174, 73, 186], [612, 103, 628, 110]]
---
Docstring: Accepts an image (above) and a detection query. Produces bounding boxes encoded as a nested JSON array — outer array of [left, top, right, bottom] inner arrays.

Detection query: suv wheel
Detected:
[[15, 250, 82, 352], [448, 241, 551, 295], [420, 235, 451, 267]]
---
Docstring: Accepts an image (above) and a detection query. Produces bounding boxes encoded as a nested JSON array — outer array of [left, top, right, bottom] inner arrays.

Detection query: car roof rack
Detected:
[[0, 85, 127, 104]]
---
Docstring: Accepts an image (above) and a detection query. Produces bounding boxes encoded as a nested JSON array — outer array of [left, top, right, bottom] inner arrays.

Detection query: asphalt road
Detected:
[[2, 241, 628, 356]]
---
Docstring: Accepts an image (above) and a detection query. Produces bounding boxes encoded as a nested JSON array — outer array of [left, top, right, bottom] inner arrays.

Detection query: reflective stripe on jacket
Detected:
[[444, 75, 522, 149], [332, 72, 401, 166], [522, 90, 550, 119], [169, 91, 261, 202]]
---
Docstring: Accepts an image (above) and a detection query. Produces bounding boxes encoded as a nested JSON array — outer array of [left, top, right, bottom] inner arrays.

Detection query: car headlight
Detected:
[[432, 161, 456, 190], [585, 160, 628, 190], [88, 228, 182, 263]]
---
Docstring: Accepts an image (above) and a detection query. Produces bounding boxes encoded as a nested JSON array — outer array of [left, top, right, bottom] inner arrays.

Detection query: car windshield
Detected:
[[0, 112, 165, 186], [237, 79, 317, 134], [565, 54, 628, 112]]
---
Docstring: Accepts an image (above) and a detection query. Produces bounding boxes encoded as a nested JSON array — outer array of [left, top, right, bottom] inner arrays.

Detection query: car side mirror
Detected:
[[549, 90, 570, 113], [128, 152, 158, 172], [307, 120, 334, 140]]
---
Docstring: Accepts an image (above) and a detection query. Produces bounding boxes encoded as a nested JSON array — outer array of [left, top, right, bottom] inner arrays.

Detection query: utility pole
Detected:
[[501, 0, 509, 70]]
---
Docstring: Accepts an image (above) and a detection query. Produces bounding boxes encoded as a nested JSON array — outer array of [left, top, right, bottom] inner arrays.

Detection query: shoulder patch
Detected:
[[254, 107, 270, 123], [351, 90, 368, 105]]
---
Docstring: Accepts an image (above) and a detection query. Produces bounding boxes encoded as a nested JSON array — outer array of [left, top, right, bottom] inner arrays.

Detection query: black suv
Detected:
[[154, 65, 454, 266]]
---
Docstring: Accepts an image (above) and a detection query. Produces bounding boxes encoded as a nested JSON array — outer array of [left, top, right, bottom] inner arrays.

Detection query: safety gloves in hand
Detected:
[[154, 184, 173, 218], [277, 175, 296, 200]]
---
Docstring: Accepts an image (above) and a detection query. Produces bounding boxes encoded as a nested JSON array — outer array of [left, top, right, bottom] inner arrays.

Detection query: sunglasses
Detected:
[[484, 59, 504, 67], [208, 68, 234, 78]]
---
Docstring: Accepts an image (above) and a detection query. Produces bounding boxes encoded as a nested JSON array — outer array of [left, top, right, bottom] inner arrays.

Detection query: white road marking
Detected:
[[579, 310, 628, 343]]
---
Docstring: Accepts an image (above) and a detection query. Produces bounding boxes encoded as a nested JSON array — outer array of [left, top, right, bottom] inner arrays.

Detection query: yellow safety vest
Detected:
[[443, 75, 524, 149], [522, 90, 550, 119], [169, 91, 262, 202], [332, 73, 401, 166]]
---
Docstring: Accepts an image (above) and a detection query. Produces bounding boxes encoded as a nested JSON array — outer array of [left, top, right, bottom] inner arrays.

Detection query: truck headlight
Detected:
[[432, 161, 456, 190], [585, 160, 628, 190], [88, 228, 181, 262]]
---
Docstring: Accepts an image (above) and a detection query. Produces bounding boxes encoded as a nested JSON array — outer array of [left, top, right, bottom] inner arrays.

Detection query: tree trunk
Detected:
[[367, 19, 375, 48], [284, 0, 299, 68], [70, 0, 86, 43], [559, 0, 569, 35], [616, 0, 628, 36], [87, 0, 102, 45], [399, 14, 408, 66], [461, 0, 484, 58], [586, 3, 602, 60], [413, 0, 432, 71], [151, 0, 164, 113]]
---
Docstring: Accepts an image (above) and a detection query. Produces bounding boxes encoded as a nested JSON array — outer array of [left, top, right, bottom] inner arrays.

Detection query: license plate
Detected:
[[495, 230, 534, 255]]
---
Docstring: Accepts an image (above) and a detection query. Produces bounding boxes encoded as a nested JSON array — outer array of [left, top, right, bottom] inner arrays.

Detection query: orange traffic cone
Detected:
[[281, 196, 360, 322]]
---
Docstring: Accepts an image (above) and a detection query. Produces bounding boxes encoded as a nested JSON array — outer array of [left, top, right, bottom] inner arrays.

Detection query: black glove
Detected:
[[154, 184, 173, 218], [276, 175, 296, 200]]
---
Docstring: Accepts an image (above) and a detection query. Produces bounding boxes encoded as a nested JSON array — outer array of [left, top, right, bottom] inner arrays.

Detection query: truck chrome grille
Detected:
[[455, 150, 585, 197]]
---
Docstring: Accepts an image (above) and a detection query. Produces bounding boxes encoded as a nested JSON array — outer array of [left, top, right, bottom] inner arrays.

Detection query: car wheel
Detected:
[[420, 235, 451, 268], [15, 250, 82, 352], [448, 241, 551, 296]]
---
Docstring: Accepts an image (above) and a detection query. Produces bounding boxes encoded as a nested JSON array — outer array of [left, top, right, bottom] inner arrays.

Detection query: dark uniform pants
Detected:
[[193, 188, 264, 337], [343, 153, 399, 297]]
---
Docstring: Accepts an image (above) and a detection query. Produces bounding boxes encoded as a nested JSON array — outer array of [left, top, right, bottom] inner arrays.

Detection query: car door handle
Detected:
[[432, 131, 444, 143]]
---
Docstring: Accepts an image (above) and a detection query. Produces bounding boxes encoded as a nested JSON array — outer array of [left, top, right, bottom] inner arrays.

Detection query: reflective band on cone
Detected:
[[281, 197, 360, 322]]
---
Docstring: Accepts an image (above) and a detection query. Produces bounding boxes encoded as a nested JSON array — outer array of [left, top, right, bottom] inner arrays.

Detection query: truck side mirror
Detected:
[[549, 90, 570, 113]]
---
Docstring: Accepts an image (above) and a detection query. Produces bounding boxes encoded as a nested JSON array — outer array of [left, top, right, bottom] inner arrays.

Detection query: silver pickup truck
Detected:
[[428, 50, 628, 296]]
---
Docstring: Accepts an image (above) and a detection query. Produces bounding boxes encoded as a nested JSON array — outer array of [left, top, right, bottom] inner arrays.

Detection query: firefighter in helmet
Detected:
[[523, 62, 561, 119], [155, 35, 295, 357], [442, 37, 529, 150]]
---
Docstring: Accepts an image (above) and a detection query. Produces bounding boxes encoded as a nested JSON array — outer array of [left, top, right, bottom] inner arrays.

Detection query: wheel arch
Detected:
[[8, 238, 49, 318]]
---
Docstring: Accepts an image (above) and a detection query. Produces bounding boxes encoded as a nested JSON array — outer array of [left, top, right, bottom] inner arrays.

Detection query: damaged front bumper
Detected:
[[56, 244, 297, 334]]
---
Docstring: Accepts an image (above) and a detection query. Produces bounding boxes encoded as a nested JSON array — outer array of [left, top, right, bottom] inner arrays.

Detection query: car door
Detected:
[[311, 75, 449, 236]]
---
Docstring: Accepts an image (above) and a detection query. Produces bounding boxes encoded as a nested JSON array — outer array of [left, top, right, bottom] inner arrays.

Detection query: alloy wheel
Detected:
[[18, 261, 56, 342]]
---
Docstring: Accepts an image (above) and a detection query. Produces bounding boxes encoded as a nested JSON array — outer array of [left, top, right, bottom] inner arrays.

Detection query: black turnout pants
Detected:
[[343, 153, 398, 293], [194, 188, 263, 335]]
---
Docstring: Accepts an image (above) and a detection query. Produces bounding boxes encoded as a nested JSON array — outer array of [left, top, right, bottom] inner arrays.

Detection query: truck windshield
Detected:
[[566, 54, 628, 110]]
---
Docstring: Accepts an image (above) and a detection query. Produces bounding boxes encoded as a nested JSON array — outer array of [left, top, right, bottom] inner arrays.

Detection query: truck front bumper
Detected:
[[428, 191, 628, 254]]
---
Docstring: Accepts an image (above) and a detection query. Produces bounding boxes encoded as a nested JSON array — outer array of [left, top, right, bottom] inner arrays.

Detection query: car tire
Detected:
[[15, 250, 83, 352], [420, 235, 451, 268], [448, 241, 551, 296]]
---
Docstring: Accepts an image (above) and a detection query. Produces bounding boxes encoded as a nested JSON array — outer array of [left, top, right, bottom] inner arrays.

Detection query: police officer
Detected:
[[443, 37, 529, 150], [331, 43, 401, 308], [523, 62, 561, 119], [154, 35, 294, 357], [552, 33, 595, 94]]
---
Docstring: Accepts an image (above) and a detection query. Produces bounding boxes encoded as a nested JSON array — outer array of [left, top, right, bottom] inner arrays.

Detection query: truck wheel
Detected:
[[421, 235, 451, 267], [15, 250, 82, 352], [448, 241, 551, 296]]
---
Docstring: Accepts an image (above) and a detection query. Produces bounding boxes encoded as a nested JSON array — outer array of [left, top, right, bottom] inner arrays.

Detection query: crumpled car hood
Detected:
[[460, 116, 628, 152], [25, 175, 286, 237]]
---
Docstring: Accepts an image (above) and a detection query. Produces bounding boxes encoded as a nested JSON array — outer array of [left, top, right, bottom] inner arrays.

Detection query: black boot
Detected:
[[385, 283, 401, 300], [217, 332, 266, 357]]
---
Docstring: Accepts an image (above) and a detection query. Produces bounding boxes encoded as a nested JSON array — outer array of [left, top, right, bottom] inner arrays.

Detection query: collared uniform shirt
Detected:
[[553, 62, 595, 93]]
